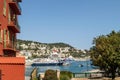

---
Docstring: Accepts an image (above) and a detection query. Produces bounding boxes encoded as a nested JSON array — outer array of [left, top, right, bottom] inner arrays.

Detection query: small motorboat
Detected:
[[79, 64, 83, 67]]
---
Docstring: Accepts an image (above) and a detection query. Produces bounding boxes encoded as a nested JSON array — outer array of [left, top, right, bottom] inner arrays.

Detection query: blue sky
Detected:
[[18, 0, 120, 50]]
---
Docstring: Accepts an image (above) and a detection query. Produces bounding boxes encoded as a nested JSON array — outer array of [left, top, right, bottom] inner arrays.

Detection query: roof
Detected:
[[0, 57, 25, 64]]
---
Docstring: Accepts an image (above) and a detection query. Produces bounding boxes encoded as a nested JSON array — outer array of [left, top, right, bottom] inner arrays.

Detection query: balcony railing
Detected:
[[13, 0, 21, 11], [8, 21, 20, 33], [9, 0, 21, 15], [3, 40, 16, 51], [17, 0, 22, 2], [16, 21, 21, 32]]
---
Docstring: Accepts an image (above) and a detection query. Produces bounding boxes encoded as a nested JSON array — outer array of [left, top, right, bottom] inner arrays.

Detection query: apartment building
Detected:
[[0, 0, 25, 80]]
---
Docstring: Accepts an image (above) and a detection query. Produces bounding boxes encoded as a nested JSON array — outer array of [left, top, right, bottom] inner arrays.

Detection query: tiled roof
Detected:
[[0, 57, 25, 64]]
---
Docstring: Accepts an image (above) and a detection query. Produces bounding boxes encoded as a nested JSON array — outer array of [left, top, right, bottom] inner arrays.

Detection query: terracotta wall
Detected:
[[0, 64, 25, 80]]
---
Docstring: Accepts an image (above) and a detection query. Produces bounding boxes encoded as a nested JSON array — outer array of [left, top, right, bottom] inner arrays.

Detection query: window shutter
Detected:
[[0, 29, 2, 42], [4, 29, 6, 48], [8, 30, 10, 44], [0, 29, 3, 43], [8, 8, 11, 24], [3, 0, 7, 16]]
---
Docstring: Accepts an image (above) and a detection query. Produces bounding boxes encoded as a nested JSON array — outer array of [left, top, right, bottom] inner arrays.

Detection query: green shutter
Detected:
[[4, 29, 6, 48], [0, 29, 1, 42], [8, 8, 11, 24], [3, 0, 6, 16], [0, 29, 3, 42], [8, 30, 10, 44]]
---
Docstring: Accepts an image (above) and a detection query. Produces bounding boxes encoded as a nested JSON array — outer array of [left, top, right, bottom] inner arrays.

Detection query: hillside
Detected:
[[17, 39, 87, 58]]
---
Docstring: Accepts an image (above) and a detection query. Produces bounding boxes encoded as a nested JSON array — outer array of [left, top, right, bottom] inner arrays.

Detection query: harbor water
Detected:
[[25, 60, 96, 76]]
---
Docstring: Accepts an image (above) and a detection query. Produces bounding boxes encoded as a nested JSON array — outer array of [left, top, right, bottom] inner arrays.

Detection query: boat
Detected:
[[25, 59, 33, 66], [31, 51, 64, 66], [31, 58, 63, 66], [62, 61, 70, 66], [79, 64, 83, 67]]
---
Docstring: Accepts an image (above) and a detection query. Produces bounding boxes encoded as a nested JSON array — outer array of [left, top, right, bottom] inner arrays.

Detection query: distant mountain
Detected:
[[17, 39, 87, 58]]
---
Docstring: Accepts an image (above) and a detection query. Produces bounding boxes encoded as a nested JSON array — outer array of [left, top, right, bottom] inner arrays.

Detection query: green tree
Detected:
[[90, 31, 120, 80], [43, 69, 58, 80]]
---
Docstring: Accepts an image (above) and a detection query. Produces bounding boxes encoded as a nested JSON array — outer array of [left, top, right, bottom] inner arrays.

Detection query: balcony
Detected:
[[17, 0, 22, 2], [9, 0, 21, 15], [8, 21, 20, 33], [3, 40, 16, 52]]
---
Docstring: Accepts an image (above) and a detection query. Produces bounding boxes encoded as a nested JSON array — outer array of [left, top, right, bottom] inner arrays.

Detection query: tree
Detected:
[[90, 31, 120, 80]]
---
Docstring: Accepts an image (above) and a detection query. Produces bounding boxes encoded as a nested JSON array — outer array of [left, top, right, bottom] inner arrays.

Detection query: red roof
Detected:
[[0, 57, 25, 64]]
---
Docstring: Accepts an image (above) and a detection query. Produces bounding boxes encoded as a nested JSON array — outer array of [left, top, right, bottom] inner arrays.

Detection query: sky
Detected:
[[18, 0, 120, 50]]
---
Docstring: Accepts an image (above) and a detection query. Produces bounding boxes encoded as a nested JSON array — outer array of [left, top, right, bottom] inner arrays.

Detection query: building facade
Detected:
[[0, 0, 25, 80]]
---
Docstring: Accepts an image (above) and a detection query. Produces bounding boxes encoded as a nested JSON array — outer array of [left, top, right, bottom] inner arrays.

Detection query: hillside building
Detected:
[[0, 0, 25, 80]]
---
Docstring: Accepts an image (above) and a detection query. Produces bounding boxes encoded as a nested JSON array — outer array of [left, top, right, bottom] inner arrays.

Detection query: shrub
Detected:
[[60, 75, 70, 80], [60, 71, 72, 80], [43, 69, 58, 80]]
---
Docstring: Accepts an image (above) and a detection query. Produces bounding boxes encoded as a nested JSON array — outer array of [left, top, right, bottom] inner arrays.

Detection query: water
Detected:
[[25, 60, 96, 76]]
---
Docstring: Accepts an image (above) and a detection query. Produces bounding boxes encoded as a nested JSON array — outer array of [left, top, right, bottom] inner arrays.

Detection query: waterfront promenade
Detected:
[[25, 76, 103, 80], [71, 77, 120, 80], [71, 78, 90, 80], [71, 78, 102, 80], [25, 76, 120, 80]]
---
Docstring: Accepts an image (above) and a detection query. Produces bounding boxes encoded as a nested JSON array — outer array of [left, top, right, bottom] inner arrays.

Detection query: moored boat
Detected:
[[31, 60, 63, 66], [31, 51, 64, 66]]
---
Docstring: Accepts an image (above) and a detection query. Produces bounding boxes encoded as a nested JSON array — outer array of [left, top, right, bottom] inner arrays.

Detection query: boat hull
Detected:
[[31, 62, 63, 66]]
